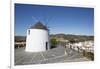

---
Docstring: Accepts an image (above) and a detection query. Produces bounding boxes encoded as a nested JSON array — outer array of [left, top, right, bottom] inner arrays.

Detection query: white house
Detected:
[[25, 21, 50, 52]]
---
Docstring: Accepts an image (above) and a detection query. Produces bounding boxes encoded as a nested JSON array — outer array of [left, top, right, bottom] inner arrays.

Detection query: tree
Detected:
[[69, 39, 76, 44], [50, 38, 58, 49], [50, 38, 58, 46]]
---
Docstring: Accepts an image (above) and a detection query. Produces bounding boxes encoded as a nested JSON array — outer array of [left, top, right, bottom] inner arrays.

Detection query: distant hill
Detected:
[[50, 34, 94, 42], [15, 36, 26, 42], [15, 34, 94, 42]]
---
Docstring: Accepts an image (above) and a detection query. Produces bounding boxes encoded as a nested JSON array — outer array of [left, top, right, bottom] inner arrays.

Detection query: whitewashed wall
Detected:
[[25, 29, 49, 52]]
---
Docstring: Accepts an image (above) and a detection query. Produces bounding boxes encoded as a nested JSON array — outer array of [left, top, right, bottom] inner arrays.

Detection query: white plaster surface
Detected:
[[26, 29, 49, 52]]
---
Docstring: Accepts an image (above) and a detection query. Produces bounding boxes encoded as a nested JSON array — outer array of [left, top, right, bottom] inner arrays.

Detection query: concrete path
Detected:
[[15, 46, 90, 65]]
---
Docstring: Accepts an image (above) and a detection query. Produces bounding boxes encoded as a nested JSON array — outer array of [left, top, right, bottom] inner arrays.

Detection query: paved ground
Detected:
[[15, 46, 90, 65]]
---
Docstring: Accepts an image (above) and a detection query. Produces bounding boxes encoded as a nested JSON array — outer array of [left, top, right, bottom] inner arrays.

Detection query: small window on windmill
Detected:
[[28, 30, 30, 35]]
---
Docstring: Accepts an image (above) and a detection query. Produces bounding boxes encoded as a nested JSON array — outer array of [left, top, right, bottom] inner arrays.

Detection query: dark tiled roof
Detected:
[[30, 21, 48, 30]]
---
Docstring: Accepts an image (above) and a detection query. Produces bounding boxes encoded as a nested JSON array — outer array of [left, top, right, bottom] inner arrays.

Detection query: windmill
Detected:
[[32, 15, 53, 31], [25, 15, 51, 52]]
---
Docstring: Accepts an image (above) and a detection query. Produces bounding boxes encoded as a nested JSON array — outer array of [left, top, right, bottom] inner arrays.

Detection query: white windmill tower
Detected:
[[25, 17, 50, 52]]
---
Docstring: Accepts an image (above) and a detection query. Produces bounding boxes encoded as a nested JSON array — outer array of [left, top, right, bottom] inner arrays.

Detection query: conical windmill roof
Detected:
[[30, 21, 48, 30]]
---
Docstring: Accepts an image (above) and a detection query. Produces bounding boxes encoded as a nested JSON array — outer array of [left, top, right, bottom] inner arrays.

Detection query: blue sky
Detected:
[[15, 3, 94, 36]]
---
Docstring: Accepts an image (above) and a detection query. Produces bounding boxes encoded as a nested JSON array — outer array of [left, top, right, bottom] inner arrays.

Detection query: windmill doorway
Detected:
[[46, 42, 48, 50]]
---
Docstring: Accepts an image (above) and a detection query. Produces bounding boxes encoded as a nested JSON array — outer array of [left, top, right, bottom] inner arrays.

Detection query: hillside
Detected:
[[15, 34, 94, 42], [50, 34, 94, 41]]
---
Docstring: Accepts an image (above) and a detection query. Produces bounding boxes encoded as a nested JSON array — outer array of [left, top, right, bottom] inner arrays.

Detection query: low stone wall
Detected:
[[15, 42, 26, 48], [67, 45, 94, 60]]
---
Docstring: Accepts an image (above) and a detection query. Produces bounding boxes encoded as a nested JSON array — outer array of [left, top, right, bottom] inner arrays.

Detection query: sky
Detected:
[[15, 3, 94, 36]]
